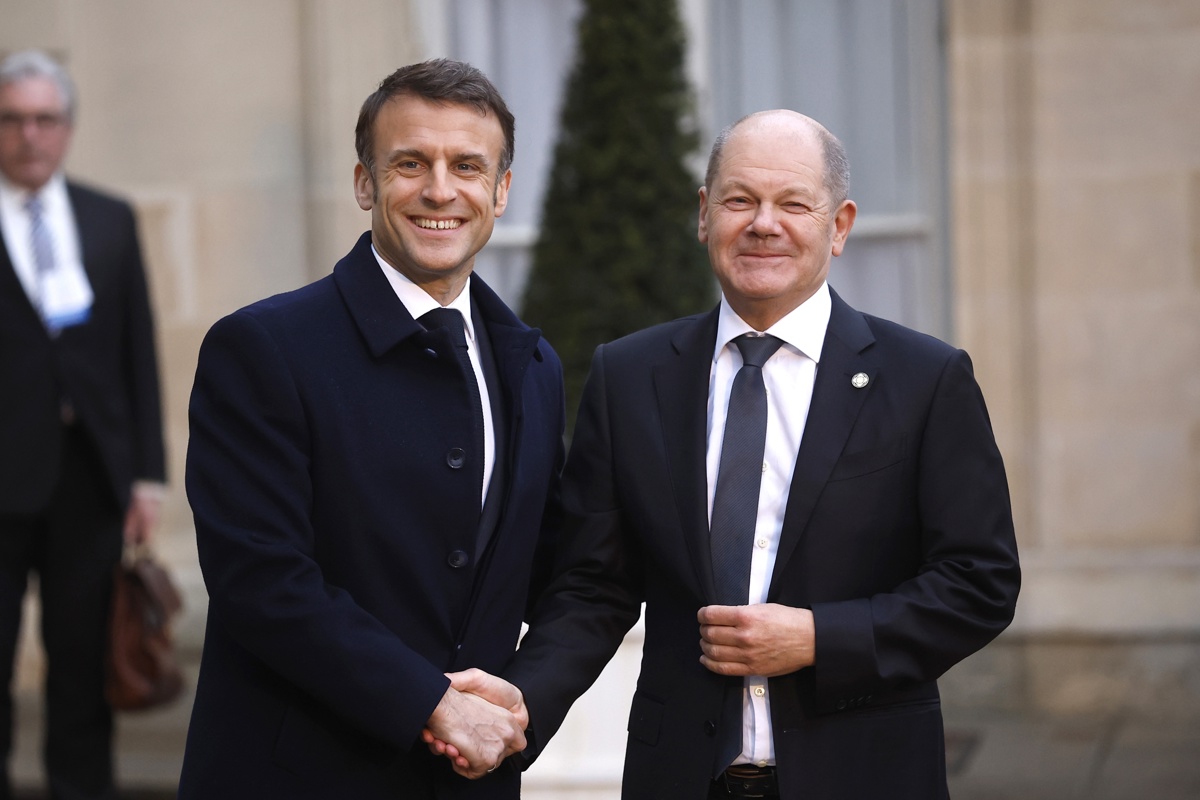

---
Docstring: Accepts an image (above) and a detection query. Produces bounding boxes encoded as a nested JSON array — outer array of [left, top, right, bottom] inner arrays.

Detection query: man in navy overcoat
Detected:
[[179, 59, 563, 799]]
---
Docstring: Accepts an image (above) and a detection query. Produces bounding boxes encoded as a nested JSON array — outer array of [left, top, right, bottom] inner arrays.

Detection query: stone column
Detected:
[[947, 0, 1200, 716]]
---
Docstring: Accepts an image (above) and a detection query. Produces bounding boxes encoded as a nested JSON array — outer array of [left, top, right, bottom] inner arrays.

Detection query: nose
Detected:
[[421, 163, 457, 206], [749, 203, 781, 237]]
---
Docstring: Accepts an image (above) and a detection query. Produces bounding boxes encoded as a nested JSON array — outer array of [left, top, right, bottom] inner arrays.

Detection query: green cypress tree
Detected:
[[521, 0, 714, 428]]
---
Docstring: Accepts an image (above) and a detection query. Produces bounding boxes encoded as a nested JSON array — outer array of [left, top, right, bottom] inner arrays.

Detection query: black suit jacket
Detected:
[[0, 181, 165, 514], [179, 233, 566, 799], [511, 289, 1020, 800]]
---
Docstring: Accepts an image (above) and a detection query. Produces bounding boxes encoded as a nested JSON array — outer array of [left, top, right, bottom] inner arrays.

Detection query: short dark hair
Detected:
[[355, 58, 515, 179], [704, 112, 850, 208]]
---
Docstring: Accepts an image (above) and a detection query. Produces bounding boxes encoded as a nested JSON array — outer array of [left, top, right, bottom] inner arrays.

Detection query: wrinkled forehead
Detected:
[[716, 120, 825, 188], [0, 75, 68, 113]]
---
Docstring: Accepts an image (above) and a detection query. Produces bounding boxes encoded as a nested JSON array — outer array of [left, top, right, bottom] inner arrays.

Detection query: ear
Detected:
[[697, 186, 710, 244], [353, 162, 374, 211], [830, 199, 857, 257], [493, 169, 512, 217]]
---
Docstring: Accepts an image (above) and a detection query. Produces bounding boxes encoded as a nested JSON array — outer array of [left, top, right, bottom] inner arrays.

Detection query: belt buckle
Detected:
[[719, 765, 777, 799]]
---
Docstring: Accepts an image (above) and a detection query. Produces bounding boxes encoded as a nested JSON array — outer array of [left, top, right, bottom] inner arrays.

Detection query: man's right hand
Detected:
[[422, 670, 527, 779]]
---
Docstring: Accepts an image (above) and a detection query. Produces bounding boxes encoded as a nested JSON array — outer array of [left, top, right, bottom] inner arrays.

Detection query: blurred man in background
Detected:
[[0, 49, 165, 800]]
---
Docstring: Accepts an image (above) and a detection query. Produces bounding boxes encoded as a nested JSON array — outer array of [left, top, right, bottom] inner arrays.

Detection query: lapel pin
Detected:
[[851, 372, 870, 389]]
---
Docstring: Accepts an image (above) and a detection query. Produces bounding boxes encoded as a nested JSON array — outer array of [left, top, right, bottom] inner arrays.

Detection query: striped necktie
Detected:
[[25, 194, 59, 334]]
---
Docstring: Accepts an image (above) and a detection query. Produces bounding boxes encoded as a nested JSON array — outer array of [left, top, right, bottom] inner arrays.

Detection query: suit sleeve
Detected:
[[186, 310, 449, 747], [505, 343, 643, 761], [809, 349, 1020, 712]]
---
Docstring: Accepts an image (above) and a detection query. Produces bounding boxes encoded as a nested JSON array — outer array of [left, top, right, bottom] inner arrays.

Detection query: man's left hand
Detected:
[[698, 603, 815, 677], [123, 485, 163, 546]]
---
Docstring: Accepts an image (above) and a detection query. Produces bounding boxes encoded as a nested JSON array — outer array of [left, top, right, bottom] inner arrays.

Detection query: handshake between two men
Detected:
[[422, 669, 529, 779]]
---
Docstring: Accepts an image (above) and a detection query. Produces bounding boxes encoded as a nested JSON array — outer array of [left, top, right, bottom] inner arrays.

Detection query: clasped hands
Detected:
[[422, 668, 527, 779], [698, 603, 816, 677]]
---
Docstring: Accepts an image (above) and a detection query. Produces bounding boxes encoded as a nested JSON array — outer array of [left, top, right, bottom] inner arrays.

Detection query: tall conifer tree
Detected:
[[522, 0, 714, 427]]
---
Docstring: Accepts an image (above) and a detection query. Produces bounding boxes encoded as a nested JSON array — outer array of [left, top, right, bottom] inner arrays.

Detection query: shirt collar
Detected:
[[0, 171, 68, 215], [371, 244, 477, 344], [714, 281, 832, 364]]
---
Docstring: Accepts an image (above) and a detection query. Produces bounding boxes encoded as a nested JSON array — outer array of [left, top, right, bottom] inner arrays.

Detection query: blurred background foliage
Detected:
[[521, 0, 715, 430]]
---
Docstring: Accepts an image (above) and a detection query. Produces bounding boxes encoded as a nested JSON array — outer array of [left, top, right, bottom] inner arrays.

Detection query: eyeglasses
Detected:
[[0, 112, 69, 133]]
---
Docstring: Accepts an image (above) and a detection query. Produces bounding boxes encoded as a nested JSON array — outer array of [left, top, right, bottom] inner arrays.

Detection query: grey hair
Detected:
[[704, 111, 850, 208], [0, 49, 77, 122]]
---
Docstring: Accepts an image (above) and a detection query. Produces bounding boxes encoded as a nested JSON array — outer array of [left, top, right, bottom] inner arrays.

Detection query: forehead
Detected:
[[372, 94, 504, 160], [0, 76, 67, 113], [714, 120, 825, 195]]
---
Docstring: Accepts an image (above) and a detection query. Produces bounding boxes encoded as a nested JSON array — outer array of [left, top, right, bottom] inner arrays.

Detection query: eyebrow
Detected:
[[384, 148, 492, 169], [720, 179, 817, 200]]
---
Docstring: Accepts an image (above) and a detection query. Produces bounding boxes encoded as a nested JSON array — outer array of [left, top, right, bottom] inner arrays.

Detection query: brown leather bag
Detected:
[[105, 551, 185, 711]]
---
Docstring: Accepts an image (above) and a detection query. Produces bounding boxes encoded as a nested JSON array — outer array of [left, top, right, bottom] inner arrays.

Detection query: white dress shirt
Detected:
[[372, 245, 495, 505], [0, 172, 93, 329], [706, 281, 832, 767]]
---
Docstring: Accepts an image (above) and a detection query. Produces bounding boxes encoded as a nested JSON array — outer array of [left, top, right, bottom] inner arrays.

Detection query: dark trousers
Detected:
[[0, 426, 123, 800]]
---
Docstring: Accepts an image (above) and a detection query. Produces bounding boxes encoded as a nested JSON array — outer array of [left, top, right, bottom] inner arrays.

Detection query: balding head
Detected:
[[704, 110, 850, 209]]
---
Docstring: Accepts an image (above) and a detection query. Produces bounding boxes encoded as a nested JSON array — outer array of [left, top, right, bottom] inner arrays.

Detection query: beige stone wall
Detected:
[[947, 0, 1200, 713]]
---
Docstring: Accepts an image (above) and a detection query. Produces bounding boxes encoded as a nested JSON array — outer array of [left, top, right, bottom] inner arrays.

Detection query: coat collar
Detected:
[[333, 231, 544, 365]]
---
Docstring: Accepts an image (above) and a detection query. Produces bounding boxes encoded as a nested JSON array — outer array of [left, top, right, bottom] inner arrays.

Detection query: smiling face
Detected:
[[353, 93, 510, 303], [0, 75, 73, 191], [698, 112, 855, 330]]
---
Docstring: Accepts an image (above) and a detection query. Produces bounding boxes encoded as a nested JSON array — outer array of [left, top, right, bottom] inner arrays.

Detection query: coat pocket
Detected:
[[627, 691, 665, 747], [827, 436, 909, 482]]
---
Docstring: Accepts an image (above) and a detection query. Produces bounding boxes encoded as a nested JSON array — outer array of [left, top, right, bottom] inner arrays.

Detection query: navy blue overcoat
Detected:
[[180, 232, 565, 799]]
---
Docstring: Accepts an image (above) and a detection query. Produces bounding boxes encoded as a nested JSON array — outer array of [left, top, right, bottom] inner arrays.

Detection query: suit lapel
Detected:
[[471, 274, 543, 451], [334, 232, 426, 357], [0, 228, 41, 325], [653, 309, 719, 601], [66, 183, 102, 289], [768, 290, 877, 599]]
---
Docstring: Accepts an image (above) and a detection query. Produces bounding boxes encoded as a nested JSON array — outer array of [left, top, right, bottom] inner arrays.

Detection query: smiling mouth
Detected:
[[413, 217, 462, 230]]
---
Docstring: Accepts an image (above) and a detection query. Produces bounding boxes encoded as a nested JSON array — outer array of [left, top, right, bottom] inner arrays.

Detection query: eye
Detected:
[[723, 196, 753, 208]]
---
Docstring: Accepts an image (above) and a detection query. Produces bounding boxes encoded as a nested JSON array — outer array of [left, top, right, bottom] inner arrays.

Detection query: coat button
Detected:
[[447, 550, 470, 569], [447, 448, 465, 469], [704, 720, 716, 737], [423, 348, 438, 359]]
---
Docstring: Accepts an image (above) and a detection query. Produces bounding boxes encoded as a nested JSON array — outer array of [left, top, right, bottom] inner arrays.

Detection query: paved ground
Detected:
[[10, 665, 1199, 799], [943, 709, 1200, 800]]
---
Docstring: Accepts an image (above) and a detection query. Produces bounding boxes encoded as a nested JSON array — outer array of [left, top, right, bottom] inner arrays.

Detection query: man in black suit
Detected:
[[446, 110, 1020, 799], [0, 50, 165, 800], [179, 59, 564, 799]]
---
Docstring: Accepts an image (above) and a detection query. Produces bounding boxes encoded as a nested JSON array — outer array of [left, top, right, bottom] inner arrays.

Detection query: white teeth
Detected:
[[415, 218, 461, 230]]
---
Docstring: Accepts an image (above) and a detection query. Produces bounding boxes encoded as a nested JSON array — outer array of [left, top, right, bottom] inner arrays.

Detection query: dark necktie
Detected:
[[710, 333, 783, 605], [420, 307, 485, 506], [25, 194, 58, 334], [710, 333, 782, 776]]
